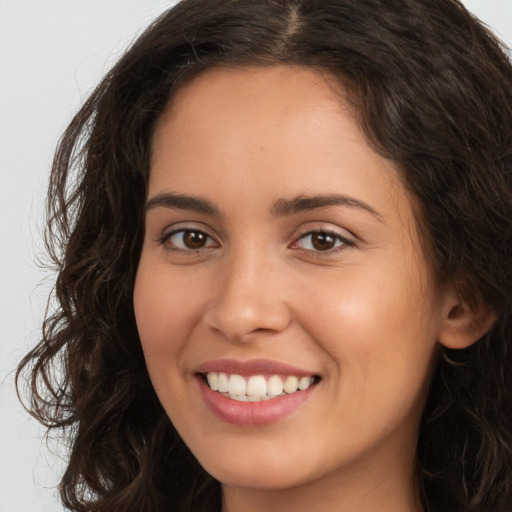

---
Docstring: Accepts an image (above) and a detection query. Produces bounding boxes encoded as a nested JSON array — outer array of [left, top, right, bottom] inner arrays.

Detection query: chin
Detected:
[[211, 466, 306, 491], [196, 446, 315, 491]]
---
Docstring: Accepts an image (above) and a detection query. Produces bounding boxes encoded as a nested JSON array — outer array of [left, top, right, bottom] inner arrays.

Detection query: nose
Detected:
[[202, 247, 292, 342]]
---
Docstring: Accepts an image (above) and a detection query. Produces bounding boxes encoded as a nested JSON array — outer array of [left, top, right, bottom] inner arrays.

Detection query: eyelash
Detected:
[[292, 229, 354, 255], [158, 228, 354, 256], [159, 228, 218, 254]]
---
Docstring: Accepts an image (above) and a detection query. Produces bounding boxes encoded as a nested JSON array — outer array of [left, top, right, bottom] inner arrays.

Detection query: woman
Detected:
[[17, 1, 512, 511]]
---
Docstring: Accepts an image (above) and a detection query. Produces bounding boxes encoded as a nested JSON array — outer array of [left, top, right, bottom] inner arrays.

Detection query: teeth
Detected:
[[284, 376, 299, 393], [228, 374, 246, 396], [204, 372, 316, 400], [267, 375, 284, 396], [299, 376, 312, 390], [247, 375, 267, 397], [217, 372, 229, 393], [207, 372, 219, 391]]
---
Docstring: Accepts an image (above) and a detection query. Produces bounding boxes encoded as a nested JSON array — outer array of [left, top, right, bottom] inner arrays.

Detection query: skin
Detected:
[[134, 65, 466, 512]]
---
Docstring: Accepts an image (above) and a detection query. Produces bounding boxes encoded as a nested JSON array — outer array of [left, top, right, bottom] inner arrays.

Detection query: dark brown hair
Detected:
[[17, 1, 512, 511]]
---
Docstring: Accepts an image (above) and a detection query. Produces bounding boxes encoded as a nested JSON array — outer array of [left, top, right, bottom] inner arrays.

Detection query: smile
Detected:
[[204, 372, 316, 401], [195, 360, 321, 425]]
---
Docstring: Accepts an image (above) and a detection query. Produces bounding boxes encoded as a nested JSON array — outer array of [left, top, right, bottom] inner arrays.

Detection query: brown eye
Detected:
[[183, 230, 207, 249], [163, 229, 217, 251], [310, 232, 336, 251], [295, 230, 350, 253]]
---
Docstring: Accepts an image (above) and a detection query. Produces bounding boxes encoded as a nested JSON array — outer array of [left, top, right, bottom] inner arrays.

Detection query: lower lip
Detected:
[[197, 376, 316, 426]]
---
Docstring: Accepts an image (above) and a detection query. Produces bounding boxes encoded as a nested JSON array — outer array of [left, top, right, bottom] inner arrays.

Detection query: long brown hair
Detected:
[[17, 1, 512, 511]]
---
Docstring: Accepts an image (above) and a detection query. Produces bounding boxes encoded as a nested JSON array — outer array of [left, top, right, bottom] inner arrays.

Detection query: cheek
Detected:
[[299, 265, 440, 408], [133, 261, 200, 369], [132, 261, 207, 426]]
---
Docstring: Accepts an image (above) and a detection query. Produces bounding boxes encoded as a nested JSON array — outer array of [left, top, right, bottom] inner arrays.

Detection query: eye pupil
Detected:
[[311, 233, 336, 251], [184, 231, 206, 249]]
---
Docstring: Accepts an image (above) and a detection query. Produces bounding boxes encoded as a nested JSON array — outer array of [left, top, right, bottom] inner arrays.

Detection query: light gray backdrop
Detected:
[[1, 1, 511, 511]]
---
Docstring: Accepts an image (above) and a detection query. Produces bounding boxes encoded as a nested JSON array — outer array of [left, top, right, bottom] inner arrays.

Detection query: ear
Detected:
[[438, 287, 497, 349]]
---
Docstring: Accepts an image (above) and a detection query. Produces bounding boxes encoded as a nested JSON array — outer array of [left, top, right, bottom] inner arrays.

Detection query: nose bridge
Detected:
[[204, 240, 291, 341]]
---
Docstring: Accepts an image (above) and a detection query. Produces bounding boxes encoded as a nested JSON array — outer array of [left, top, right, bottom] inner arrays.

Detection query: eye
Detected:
[[161, 229, 218, 251], [293, 230, 352, 253]]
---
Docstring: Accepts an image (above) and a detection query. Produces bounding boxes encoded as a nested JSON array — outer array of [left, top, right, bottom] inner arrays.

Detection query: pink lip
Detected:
[[194, 359, 319, 427], [197, 377, 316, 426], [194, 358, 317, 377]]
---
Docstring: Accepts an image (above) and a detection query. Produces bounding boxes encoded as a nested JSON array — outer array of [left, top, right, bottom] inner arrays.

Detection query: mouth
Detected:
[[199, 372, 321, 402], [194, 359, 321, 425]]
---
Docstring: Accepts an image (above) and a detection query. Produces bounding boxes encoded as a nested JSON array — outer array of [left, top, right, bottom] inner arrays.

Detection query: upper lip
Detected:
[[194, 358, 319, 377]]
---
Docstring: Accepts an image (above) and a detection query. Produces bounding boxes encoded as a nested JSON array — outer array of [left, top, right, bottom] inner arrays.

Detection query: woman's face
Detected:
[[134, 66, 451, 498]]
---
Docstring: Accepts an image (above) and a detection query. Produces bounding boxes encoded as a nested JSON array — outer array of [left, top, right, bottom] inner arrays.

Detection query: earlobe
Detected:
[[438, 291, 497, 349]]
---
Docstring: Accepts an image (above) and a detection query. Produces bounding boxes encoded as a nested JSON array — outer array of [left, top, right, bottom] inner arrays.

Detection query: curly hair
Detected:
[[17, 0, 512, 511]]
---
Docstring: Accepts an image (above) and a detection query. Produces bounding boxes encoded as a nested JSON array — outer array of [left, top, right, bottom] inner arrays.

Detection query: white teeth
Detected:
[[283, 375, 299, 393], [207, 372, 219, 391], [230, 394, 249, 402], [217, 372, 229, 393], [245, 395, 262, 402], [205, 372, 317, 399], [228, 374, 246, 396], [267, 375, 284, 396], [247, 375, 267, 397], [298, 376, 313, 390]]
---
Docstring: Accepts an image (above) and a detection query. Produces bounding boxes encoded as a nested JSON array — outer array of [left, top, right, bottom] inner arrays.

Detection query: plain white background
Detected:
[[0, 1, 511, 511]]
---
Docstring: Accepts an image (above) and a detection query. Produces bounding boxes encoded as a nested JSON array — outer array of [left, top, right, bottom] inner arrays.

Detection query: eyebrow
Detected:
[[145, 192, 219, 215], [145, 191, 382, 220], [271, 194, 382, 220]]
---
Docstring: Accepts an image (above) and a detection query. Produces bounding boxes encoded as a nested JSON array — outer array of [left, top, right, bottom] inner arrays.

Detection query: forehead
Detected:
[[159, 64, 347, 121], [151, 66, 391, 190], [150, 65, 414, 227]]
